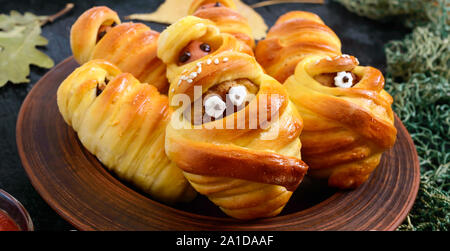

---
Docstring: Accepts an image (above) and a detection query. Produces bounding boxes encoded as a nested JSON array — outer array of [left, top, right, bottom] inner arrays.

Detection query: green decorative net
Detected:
[[335, 0, 449, 230]]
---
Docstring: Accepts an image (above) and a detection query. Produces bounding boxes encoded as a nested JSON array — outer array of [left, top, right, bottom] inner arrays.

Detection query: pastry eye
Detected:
[[204, 95, 226, 119], [334, 71, 353, 88], [214, 2, 222, 7], [314, 71, 358, 88], [228, 85, 247, 107], [199, 43, 211, 52], [179, 51, 191, 63], [186, 79, 257, 125], [178, 40, 214, 65]]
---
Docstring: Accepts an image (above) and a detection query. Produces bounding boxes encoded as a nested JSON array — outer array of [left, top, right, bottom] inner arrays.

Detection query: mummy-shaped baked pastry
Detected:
[[157, 16, 308, 219], [189, 0, 255, 52], [70, 6, 169, 93], [57, 60, 196, 203], [256, 11, 397, 189], [255, 11, 341, 84]]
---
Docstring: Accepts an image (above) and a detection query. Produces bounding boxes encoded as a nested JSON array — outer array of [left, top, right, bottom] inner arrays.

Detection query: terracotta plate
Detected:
[[16, 57, 420, 230]]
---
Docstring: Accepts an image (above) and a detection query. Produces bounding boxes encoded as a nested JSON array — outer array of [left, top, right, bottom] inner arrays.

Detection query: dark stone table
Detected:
[[0, 0, 409, 230]]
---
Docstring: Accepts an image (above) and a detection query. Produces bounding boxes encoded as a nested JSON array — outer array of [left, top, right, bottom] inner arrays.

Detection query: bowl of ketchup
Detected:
[[0, 189, 33, 231]]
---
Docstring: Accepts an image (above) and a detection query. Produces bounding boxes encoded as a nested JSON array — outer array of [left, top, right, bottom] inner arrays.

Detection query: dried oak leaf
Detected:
[[0, 11, 54, 87], [0, 11, 47, 30]]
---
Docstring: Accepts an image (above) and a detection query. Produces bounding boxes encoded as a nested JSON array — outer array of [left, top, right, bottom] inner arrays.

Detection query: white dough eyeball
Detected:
[[228, 85, 247, 107], [334, 71, 353, 88], [204, 95, 226, 119]]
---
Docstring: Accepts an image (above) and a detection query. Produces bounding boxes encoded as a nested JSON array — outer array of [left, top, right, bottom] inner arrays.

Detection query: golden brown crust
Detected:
[[70, 6, 169, 93], [189, 0, 236, 12], [255, 11, 396, 189], [255, 11, 341, 83], [70, 6, 121, 64], [285, 55, 397, 189], [57, 60, 196, 203], [166, 137, 308, 191], [189, 0, 255, 50], [158, 16, 308, 219]]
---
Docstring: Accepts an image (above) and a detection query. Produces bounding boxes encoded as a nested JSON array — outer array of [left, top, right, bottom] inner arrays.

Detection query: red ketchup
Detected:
[[0, 210, 20, 231]]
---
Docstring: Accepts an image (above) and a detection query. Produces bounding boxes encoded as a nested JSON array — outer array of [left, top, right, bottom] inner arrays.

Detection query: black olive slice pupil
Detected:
[[200, 43, 211, 52], [179, 51, 191, 63]]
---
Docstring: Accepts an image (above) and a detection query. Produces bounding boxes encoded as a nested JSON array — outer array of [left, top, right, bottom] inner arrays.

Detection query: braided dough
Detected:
[[189, 0, 255, 50], [255, 11, 341, 84], [256, 11, 397, 189], [158, 16, 308, 219], [70, 6, 169, 93], [57, 60, 196, 203]]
